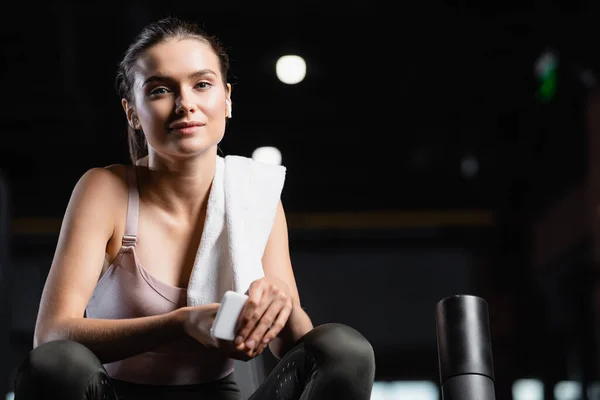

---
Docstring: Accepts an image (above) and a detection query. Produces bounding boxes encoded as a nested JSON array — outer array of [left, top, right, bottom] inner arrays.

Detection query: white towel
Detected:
[[187, 155, 286, 306]]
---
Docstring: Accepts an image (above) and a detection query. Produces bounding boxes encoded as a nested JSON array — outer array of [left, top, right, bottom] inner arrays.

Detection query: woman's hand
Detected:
[[181, 303, 221, 347], [233, 277, 293, 357]]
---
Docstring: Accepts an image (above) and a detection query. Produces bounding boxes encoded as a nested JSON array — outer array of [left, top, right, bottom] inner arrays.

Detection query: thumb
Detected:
[[205, 302, 221, 316]]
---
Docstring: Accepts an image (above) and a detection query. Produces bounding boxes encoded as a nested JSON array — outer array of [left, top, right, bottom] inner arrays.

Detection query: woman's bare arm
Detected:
[[34, 167, 188, 363], [261, 201, 313, 359]]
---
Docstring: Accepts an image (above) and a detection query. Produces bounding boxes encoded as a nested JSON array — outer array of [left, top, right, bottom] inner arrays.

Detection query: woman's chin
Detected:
[[173, 142, 219, 158]]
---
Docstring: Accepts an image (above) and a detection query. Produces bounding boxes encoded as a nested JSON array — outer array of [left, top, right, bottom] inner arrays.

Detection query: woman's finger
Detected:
[[264, 301, 292, 345], [253, 303, 292, 356], [234, 282, 266, 346], [245, 299, 285, 350]]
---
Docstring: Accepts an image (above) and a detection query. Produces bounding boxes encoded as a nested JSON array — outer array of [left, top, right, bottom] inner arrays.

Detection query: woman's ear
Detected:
[[122, 99, 139, 129], [225, 83, 233, 119]]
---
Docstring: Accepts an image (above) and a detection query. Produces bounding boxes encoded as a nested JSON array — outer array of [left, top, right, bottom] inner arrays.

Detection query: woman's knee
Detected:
[[303, 323, 375, 369], [14, 340, 113, 400]]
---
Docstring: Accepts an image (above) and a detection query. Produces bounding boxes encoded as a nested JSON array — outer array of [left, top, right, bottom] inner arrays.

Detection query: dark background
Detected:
[[3, 1, 600, 399]]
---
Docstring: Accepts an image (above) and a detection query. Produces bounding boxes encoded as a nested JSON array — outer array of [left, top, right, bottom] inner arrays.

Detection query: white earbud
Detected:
[[226, 99, 232, 118]]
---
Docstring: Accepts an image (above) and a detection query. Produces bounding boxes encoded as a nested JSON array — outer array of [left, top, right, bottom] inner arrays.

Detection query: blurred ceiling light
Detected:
[[460, 154, 479, 179], [276, 55, 306, 84], [512, 379, 543, 400], [252, 146, 282, 165], [554, 381, 581, 400], [579, 68, 597, 88], [371, 381, 438, 400]]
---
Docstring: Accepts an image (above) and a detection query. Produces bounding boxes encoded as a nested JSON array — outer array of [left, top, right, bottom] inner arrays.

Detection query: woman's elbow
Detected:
[[33, 320, 64, 348]]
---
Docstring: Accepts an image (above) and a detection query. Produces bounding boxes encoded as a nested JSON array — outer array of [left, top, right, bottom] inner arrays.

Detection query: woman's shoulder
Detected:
[[78, 164, 128, 186], [71, 164, 130, 203]]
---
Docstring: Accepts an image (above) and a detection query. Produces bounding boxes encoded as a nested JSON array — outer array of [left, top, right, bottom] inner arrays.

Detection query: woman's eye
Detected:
[[149, 87, 168, 96], [196, 82, 213, 90]]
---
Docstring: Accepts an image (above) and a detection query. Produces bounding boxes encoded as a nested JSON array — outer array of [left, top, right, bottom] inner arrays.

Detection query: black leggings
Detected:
[[13, 323, 375, 400]]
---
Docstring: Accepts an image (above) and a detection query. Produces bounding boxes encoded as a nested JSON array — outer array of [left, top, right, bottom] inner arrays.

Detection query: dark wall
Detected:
[[292, 248, 474, 350]]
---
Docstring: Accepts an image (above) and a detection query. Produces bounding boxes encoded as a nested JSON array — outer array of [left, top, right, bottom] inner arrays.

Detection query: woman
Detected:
[[14, 16, 375, 400]]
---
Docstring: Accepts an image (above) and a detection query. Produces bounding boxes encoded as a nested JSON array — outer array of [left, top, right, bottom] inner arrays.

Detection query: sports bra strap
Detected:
[[123, 166, 139, 247]]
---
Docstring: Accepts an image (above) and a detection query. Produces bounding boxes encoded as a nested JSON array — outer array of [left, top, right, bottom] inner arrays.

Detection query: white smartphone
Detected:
[[210, 291, 249, 341]]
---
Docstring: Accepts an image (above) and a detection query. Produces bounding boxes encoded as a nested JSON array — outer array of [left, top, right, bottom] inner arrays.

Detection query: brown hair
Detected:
[[115, 16, 230, 164]]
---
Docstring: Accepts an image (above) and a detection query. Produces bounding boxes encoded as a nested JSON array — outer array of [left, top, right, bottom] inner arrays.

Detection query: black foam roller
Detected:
[[436, 295, 496, 400]]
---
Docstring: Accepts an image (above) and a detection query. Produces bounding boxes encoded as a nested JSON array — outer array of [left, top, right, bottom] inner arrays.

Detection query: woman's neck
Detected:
[[139, 150, 218, 220]]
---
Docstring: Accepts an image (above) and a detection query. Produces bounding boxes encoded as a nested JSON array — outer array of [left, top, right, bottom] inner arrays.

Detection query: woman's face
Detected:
[[124, 38, 230, 160]]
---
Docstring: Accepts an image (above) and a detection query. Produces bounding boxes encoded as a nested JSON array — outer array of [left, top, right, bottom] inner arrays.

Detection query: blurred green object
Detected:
[[535, 49, 558, 103]]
